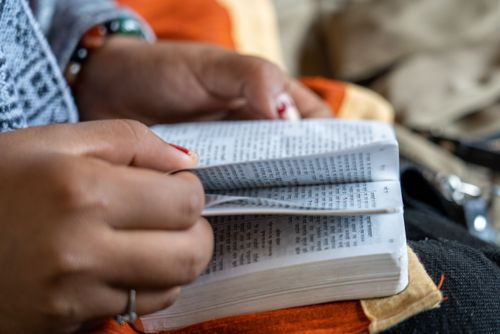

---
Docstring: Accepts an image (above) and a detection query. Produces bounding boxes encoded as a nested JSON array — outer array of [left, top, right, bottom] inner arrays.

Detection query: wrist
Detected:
[[64, 18, 147, 88], [74, 35, 152, 121]]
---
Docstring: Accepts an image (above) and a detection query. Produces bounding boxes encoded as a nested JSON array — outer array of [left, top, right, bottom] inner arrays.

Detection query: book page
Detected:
[[152, 120, 396, 166], [152, 120, 398, 190], [194, 213, 405, 286], [193, 143, 398, 190], [203, 181, 403, 216]]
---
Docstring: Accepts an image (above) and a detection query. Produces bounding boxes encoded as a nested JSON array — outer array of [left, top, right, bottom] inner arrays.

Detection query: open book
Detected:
[[143, 120, 407, 332]]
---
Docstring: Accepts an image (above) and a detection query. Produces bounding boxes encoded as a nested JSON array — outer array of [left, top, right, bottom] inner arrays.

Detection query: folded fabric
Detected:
[[89, 246, 441, 334], [362, 247, 442, 333], [301, 77, 394, 122]]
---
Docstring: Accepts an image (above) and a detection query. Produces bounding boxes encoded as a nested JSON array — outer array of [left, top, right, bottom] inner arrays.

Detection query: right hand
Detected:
[[0, 120, 213, 334]]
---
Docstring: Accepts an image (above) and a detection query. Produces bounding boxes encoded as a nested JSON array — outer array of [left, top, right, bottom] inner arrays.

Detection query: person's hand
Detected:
[[0, 120, 213, 334], [75, 37, 331, 124]]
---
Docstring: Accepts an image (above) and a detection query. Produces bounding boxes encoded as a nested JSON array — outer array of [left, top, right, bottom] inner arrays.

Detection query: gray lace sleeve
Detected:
[[41, 0, 154, 69]]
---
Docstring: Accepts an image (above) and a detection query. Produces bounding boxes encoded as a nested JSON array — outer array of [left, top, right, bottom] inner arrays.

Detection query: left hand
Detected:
[[75, 36, 331, 124]]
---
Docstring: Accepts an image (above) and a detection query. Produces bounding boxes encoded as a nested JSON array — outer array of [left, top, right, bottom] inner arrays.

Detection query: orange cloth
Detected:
[[300, 77, 347, 116], [92, 301, 369, 334], [87, 320, 138, 334], [119, 0, 235, 49]]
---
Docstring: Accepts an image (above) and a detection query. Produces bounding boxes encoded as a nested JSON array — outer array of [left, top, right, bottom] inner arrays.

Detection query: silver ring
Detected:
[[116, 289, 138, 325]]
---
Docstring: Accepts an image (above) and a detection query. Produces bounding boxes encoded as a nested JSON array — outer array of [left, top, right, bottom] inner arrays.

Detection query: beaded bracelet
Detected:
[[65, 18, 147, 87]]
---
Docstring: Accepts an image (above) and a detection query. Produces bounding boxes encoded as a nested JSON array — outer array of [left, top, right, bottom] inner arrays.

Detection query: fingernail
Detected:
[[276, 93, 301, 121], [170, 143, 190, 155], [170, 144, 200, 163], [277, 101, 287, 117], [170, 143, 200, 165]]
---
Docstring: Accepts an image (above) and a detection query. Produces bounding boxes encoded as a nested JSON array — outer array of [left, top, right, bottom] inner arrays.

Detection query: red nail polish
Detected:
[[277, 102, 287, 117], [170, 143, 190, 155]]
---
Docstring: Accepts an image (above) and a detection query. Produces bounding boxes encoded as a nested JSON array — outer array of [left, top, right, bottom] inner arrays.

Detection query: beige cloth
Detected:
[[299, 0, 500, 81], [361, 247, 443, 334], [378, 44, 500, 132], [216, 0, 285, 70], [339, 84, 395, 123]]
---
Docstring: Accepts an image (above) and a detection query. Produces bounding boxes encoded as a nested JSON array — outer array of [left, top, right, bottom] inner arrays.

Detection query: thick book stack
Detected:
[[143, 120, 407, 332]]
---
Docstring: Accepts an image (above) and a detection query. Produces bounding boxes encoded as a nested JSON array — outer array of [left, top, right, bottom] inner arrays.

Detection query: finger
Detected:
[[134, 287, 181, 315], [68, 282, 129, 321], [75, 120, 198, 171], [81, 287, 181, 319], [43, 275, 130, 324], [288, 79, 332, 119], [8, 120, 198, 172], [99, 219, 213, 289], [199, 51, 288, 119], [99, 167, 204, 230], [62, 282, 181, 322]]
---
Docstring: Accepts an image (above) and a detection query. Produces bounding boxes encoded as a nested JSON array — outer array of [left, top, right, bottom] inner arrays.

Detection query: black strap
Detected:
[[400, 165, 497, 244], [411, 130, 500, 171]]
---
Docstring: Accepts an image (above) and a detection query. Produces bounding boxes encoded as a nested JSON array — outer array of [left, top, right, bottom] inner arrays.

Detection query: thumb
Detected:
[[11, 120, 197, 173], [200, 50, 288, 119]]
